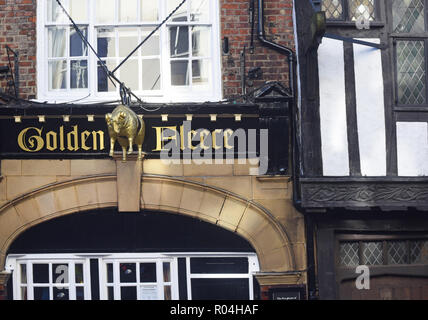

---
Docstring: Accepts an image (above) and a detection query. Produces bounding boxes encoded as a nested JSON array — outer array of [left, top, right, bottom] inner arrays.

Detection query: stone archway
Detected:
[[0, 174, 295, 273]]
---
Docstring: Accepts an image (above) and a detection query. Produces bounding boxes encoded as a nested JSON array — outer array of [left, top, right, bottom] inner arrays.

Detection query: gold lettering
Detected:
[[153, 126, 178, 151], [67, 125, 79, 151], [224, 129, 234, 150], [92, 130, 105, 151], [17, 127, 45, 152], [46, 131, 58, 151], [81, 130, 91, 151], [212, 129, 223, 150], [59, 126, 65, 151]]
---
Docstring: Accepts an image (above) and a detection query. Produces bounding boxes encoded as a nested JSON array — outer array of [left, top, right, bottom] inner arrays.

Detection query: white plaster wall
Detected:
[[353, 39, 387, 176], [397, 122, 428, 176], [318, 38, 350, 176]]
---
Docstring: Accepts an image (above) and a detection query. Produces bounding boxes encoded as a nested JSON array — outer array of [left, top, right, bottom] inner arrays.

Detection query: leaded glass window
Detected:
[[339, 242, 359, 267], [362, 242, 383, 265], [388, 241, 407, 264], [339, 239, 428, 267], [321, 0, 377, 21], [322, 0, 344, 20], [393, 0, 425, 33], [349, 0, 376, 21], [396, 40, 426, 105]]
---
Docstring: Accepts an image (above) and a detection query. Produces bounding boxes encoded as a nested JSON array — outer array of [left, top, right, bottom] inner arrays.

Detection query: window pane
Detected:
[[49, 60, 67, 90], [98, 60, 117, 92], [76, 287, 84, 300], [107, 286, 114, 300], [48, 27, 66, 58], [53, 287, 69, 300], [349, 0, 376, 21], [410, 240, 428, 264], [71, 60, 88, 89], [97, 28, 116, 58], [191, 257, 249, 273], [120, 263, 136, 283], [75, 264, 84, 284], [52, 264, 69, 285], [70, 0, 88, 21], [120, 0, 138, 22], [393, 0, 425, 33], [322, 0, 344, 20], [164, 285, 172, 300], [34, 287, 50, 300], [141, 0, 159, 21], [388, 241, 407, 264], [168, 0, 188, 22], [192, 59, 210, 86], [191, 0, 210, 22], [163, 262, 171, 282], [118, 28, 139, 57], [120, 59, 139, 90], [339, 242, 359, 267], [396, 40, 426, 105], [21, 287, 28, 300], [192, 26, 210, 57], [33, 264, 49, 284], [70, 27, 88, 57], [96, 0, 115, 23], [20, 264, 27, 284], [142, 59, 161, 90], [362, 242, 383, 265], [121, 286, 137, 300], [169, 26, 189, 58], [141, 28, 160, 56], [191, 278, 250, 300], [47, 0, 67, 23], [140, 263, 157, 282], [171, 61, 189, 86]]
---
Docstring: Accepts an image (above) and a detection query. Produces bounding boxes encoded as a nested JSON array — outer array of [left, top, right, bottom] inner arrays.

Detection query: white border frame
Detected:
[[6, 252, 259, 300]]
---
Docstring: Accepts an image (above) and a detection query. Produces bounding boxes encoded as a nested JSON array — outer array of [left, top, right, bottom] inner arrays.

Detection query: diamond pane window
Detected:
[[349, 0, 376, 21], [322, 0, 344, 20], [339, 242, 359, 267], [410, 241, 428, 264], [362, 242, 383, 265], [396, 40, 426, 105], [393, 0, 425, 33], [388, 241, 407, 264]]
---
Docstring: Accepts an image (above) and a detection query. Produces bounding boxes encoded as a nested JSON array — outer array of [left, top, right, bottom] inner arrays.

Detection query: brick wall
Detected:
[[0, 0, 37, 100], [0, 0, 294, 101], [220, 0, 294, 99]]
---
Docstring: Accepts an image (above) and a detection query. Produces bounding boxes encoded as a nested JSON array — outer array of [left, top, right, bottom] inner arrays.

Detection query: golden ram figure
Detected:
[[105, 104, 145, 161]]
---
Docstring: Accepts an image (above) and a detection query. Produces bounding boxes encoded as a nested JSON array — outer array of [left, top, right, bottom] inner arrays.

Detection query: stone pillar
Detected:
[[115, 157, 142, 212]]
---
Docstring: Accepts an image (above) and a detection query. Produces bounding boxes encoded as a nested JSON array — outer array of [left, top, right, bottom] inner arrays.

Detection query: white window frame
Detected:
[[36, 0, 222, 104], [6, 254, 92, 300], [6, 252, 259, 300]]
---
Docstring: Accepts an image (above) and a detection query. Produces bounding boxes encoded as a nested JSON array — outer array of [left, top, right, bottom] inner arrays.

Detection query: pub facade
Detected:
[[0, 0, 306, 300]]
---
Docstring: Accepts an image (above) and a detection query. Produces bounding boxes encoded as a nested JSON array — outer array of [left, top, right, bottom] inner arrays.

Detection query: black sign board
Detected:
[[0, 116, 263, 159]]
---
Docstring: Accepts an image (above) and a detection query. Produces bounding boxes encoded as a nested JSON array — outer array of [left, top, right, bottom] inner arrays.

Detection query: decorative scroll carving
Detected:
[[300, 180, 428, 208]]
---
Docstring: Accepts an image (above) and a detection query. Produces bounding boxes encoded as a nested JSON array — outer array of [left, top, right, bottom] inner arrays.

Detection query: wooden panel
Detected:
[[340, 276, 428, 300]]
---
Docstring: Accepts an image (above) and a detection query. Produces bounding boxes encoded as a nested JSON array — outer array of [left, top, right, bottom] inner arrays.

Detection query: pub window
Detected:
[[321, 0, 377, 21], [339, 239, 428, 267], [392, 0, 428, 106], [38, 0, 221, 103]]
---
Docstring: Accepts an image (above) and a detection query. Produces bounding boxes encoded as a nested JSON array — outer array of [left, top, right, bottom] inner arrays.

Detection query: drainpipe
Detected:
[[257, 0, 294, 97]]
